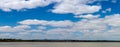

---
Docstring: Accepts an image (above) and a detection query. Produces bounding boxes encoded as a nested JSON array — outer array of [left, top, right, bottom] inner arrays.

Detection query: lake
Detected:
[[0, 42, 120, 47]]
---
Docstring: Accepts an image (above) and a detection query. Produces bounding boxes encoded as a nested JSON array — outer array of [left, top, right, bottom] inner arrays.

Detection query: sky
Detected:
[[0, 0, 120, 40]]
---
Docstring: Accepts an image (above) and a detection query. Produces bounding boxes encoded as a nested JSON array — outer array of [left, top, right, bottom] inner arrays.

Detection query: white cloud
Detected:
[[0, 33, 14, 38], [19, 19, 73, 27], [0, 25, 30, 32], [46, 20, 73, 27], [18, 19, 47, 25], [1, 14, 120, 39], [48, 14, 120, 39], [104, 14, 120, 26], [0, 26, 13, 32], [74, 14, 100, 19], [51, 0, 101, 15], [14, 25, 31, 29], [44, 14, 120, 39], [0, 0, 61, 12]]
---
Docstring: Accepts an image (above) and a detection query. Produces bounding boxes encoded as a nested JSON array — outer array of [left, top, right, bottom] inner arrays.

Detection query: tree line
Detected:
[[0, 38, 119, 42]]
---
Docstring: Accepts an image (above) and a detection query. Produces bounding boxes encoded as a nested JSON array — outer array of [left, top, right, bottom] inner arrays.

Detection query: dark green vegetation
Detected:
[[0, 39, 120, 42]]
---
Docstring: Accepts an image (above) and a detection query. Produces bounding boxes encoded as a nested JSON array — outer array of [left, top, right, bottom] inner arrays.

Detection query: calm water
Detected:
[[0, 42, 120, 47]]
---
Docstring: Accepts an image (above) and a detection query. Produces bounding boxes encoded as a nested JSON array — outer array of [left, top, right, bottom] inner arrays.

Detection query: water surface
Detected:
[[0, 42, 120, 47]]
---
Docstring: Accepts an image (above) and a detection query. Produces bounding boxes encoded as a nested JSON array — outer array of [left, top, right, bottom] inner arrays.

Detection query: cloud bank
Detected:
[[0, 14, 120, 40]]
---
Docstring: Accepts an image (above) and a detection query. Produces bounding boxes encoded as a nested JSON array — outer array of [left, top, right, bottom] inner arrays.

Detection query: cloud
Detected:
[[0, 0, 102, 15], [19, 19, 73, 27], [51, 0, 101, 15], [102, 8, 111, 13], [104, 14, 120, 26], [0, 33, 14, 38], [0, 14, 120, 40], [0, 26, 13, 32], [0, 25, 30, 32], [18, 19, 48, 25], [74, 14, 100, 19], [14, 25, 31, 29], [0, 0, 61, 12]]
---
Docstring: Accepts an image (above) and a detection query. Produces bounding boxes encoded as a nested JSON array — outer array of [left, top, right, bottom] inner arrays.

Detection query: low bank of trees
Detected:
[[0, 38, 119, 42]]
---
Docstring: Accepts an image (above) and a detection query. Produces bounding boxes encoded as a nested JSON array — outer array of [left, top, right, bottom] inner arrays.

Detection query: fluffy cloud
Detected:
[[19, 19, 73, 27], [18, 19, 48, 25], [0, 14, 120, 40], [0, 25, 30, 32], [0, 26, 13, 32], [0, 0, 61, 11], [104, 14, 120, 26], [0, 0, 102, 15], [51, 0, 101, 15]]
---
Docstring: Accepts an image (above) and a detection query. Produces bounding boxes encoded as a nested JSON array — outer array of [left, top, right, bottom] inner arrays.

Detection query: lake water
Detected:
[[0, 42, 120, 47]]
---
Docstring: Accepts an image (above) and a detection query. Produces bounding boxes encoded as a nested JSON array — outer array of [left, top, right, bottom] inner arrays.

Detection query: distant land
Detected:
[[0, 39, 120, 42]]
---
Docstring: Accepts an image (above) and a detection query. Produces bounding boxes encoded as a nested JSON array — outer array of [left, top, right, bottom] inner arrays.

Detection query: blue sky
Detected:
[[0, 0, 120, 40]]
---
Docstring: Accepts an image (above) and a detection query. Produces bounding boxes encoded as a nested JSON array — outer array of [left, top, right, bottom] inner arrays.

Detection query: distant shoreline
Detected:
[[0, 39, 120, 42]]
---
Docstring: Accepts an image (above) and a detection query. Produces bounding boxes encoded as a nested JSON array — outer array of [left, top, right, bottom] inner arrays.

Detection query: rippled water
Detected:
[[0, 42, 120, 47]]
